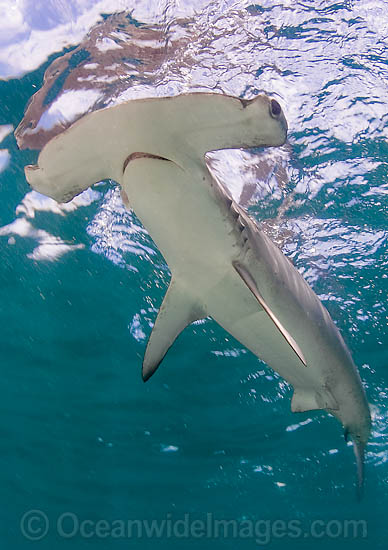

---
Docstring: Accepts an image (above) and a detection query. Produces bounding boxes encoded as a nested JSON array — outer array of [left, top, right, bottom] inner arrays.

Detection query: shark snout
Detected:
[[279, 112, 288, 140], [267, 97, 288, 142]]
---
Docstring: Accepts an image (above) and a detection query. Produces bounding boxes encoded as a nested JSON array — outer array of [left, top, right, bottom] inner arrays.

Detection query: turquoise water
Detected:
[[0, 1, 387, 548]]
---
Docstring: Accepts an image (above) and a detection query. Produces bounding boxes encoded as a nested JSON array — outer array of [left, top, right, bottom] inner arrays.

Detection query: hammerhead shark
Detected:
[[22, 92, 371, 492]]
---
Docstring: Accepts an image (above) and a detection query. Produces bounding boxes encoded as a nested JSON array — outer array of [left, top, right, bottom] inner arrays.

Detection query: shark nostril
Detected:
[[270, 98, 282, 117]]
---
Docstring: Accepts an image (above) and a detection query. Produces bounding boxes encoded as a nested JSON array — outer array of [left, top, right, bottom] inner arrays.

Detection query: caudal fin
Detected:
[[352, 438, 366, 500]]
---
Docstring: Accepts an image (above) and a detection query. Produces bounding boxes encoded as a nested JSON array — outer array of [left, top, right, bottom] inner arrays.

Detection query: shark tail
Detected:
[[353, 438, 366, 500], [344, 428, 366, 498]]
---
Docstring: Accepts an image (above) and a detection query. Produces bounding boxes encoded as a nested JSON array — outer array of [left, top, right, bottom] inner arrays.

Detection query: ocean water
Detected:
[[0, 1, 387, 549]]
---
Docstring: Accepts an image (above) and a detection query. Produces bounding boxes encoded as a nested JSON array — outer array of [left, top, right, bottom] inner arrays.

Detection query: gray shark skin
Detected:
[[21, 92, 371, 493]]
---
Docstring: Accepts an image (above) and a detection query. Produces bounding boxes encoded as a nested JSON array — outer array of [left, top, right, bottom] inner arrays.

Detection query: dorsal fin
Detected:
[[142, 278, 205, 381], [233, 261, 307, 367]]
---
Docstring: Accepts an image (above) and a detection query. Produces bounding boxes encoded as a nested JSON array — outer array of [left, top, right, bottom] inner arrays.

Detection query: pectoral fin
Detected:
[[233, 261, 307, 367], [142, 278, 205, 381]]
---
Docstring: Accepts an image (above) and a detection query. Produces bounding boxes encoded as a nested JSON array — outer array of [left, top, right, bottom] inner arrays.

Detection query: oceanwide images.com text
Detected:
[[20, 511, 368, 544]]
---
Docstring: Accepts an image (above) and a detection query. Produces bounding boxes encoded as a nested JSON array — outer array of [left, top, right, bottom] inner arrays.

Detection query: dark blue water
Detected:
[[0, 1, 387, 548]]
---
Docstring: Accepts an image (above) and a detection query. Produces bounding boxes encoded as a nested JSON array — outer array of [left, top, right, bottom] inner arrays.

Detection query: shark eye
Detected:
[[270, 98, 282, 118]]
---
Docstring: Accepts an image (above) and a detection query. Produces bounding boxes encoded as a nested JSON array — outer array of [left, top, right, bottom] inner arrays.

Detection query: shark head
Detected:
[[23, 92, 288, 203]]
